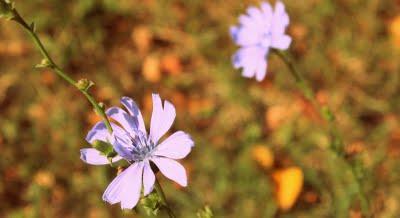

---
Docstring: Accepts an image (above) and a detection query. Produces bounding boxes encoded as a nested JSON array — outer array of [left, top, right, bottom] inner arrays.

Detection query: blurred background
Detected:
[[1, 0, 400, 217]]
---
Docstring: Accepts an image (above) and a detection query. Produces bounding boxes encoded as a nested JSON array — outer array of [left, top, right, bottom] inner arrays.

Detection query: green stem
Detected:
[[154, 178, 177, 218], [10, 8, 113, 133], [347, 160, 370, 216], [273, 50, 370, 215], [273, 50, 314, 101], [5, 4, 180, 217], [8, 5, 177, 217]]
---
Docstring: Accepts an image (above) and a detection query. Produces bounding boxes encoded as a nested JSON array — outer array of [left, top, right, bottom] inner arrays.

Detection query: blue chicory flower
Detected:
[[231, 1, 292, 81], [80, 94, 194, 209]]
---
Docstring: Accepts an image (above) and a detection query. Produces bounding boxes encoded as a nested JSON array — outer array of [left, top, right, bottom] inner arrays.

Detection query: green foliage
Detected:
[[197, 206, 213, 218], [140, 192, 162, 216], [90, 140, 119, 164]]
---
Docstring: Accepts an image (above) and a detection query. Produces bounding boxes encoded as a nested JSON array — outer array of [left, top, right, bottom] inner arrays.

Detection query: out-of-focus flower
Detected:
[[142, 55, 161, 83], [231, 1, 291, 81], [272, 167, 303, 211], [28, 103, 46, 120], [389, 15, 400, 48], [131, 25, 153, 54], [251, 145, 274, 170], [0, 41, 29, 56], [265, 104, 291, 130], [34, 170, 55, 188], [80, 94, 194, 209], [40, 70, 56, 86], [161, 54, 183, 76]]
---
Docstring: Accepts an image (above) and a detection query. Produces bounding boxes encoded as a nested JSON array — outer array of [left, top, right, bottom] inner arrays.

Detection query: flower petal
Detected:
[[261, 2, 273, 17], [102, 162, 144, 209], [80, 148, 122, 165], [255, 57, 268, 81], [231, 4, 273, 47], [274, 1, 289, 25], [149, 94, 176, 144], [272, 1, 290, 35], [151, 157, 187, 187], [271, 34, 292, 50], [246, 6, 264, 26], [142, 160, 155, 196], [238, 14, 253, 26], [110, 134, 134, 161], [232, 25, 263, 46], [86, 121, 129, 144], [154, 131, 194, 159], [121, 96, 147, 135], [232, 46, 268, 80], [86, 122, 110, 144], [106, 107, 138, 134], [230, 26, 239, 41]]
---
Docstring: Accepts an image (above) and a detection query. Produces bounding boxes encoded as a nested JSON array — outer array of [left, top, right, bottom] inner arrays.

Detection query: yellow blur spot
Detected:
[[251, 145, 274, 170], [34, 171, 55, 188], [389, 16, 400, 48], [161, 54, 182, 76], [131, 25, 152, 54], [272, 167, 304, 211], [142, 55, 161, 83]]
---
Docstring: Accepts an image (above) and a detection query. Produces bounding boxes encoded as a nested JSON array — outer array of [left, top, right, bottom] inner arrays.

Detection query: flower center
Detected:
[[129, 131, 156, 161]]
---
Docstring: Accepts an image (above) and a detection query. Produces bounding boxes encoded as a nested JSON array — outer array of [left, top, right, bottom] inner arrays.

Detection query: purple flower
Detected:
[[231, 1, 292, 81], [80, 94, 194, 209]]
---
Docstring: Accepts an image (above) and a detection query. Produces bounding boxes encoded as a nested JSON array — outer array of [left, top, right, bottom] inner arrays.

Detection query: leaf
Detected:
[[92, 140, 115, 158]]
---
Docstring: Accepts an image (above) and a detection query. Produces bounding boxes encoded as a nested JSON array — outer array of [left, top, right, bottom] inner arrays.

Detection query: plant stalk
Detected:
[[154, 178, 177, 218], [273, 50, 370, 216], [9, 8, 113, 133], [8, 7, 178, 217]]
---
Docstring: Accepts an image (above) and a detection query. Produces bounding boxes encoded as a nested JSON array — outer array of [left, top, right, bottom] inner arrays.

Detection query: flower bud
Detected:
[[98, 102, 105, 110], [76, 78, 94, 91], [0, 0, 14, 20], [35, 58, 52, 68]]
